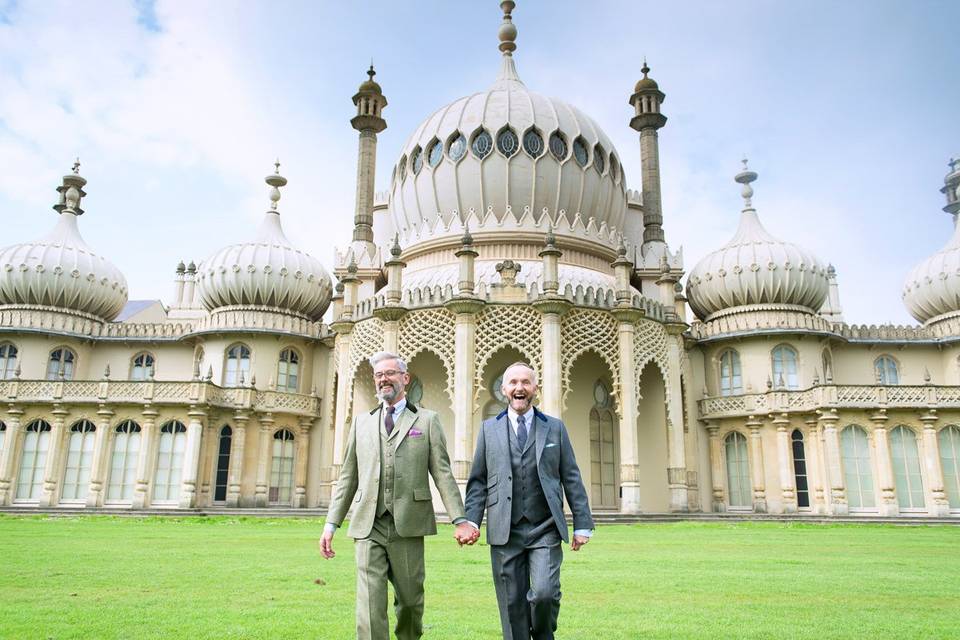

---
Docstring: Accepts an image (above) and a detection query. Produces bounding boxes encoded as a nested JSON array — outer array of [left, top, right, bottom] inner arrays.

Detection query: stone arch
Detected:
[[566, 350, 618, 509], [474, 306, 543, 406], [477, 346, 529, 416], [398, 308, 456, 399], [407, 350, 455, 452], [637, 360, 669, 512], [560, 308, 619, 412]]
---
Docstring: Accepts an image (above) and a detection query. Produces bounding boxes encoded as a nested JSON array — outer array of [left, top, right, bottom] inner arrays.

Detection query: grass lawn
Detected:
[[0, 516, 958, 639]]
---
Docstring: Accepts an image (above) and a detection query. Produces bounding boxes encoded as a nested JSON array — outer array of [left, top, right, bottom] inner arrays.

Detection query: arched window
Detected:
[[61, 420, 96, 501], [471, 129, 492, 159], [214, 425, 232, 502], [427, 138, 443, 167], [46, 347, 76, 380], [224, 344, 251, 387], [724, 432, 751, 508], [107, 421, 141, 502], [874, 356, 899, 385], [16, 420, 51, 501], [0, 343, 18, 379], [939, 426, 960, 509], [589, 380, 617, 508], [718, 349, 742, 396], [791, 430, 810, 508], [821, 349, 833, 382], [153, 421, 187, 502], [771, 345, 799, 390], [269, 429, 295, 504], [411, 145, 423, 174], [0, 421, 6, 458], [890, 426, 924, 509], [277, 348, 300, 393], [522, 129, 544, 158], [572, 136, 589, 167], [496, 127, 519, 157], [130, 352, 155, 381], [593, 144, 606, 174], [548, 131, 567, 161], [448, 132, 467, 162], [841, 425, 875, 509]]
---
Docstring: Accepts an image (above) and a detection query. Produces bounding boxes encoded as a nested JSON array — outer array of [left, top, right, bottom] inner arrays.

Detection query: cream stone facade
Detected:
[[1, 2, 959, 518]]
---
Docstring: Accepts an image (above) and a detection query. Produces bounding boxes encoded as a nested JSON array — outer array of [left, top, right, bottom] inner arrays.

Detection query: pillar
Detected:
[[773, 413, 796, 514], [318, 340, 337, 507], [254, 413, 274, 507], [664, 327, 688, 512], [803, 415, 827, 514], [293, 417, 312, 508], [628, 62, 667, 244], [706, 422, 725, 512], [178, 407, 206, 508], [226, 411, 248, 507], [198, 420, 218, 507], [819, 409, 847, 515], [613, 307, 643, 513], [446, 298, 484, 486], [132, 407, 158, 509], [86, 405, 115, 507], [533, 300, 569, 419], [870, 410, 898, 516], [746, 415, 766, 513], [0, 406, 23, 505], [330, 328, 354, 479], [39, 404, 69, 507], [919, 411, 950, 516]]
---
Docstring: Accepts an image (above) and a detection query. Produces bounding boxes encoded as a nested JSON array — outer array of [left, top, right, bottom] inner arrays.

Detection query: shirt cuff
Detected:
[[451, 517, 466, 525], [466, 521, 480, 530], [573, 529, 593, 538], [323, 522, 338, 535]]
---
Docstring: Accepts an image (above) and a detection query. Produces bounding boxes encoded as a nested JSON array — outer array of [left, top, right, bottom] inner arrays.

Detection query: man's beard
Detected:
[[509, 391, 532, 412], [377, 381, 399, 403]]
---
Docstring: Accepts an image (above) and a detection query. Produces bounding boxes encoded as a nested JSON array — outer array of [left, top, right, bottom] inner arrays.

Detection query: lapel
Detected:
[[365, 406, 383, 458], [393, 403, 421, 449], [534, 408, 549, 464], [493, 412, 510, 461]]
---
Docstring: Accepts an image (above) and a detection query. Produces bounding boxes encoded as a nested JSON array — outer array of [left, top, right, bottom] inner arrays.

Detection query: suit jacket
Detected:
[[325, 402, 466, 539], [464, 407, 593, 545]]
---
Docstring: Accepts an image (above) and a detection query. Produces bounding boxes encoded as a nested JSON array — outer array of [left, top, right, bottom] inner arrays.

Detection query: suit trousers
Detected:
[[354, 512, 425, 640], [490, 519, 563, 640]]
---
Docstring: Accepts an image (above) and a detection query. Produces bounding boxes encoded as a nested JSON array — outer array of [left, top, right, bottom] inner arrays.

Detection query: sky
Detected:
[[0, 0, 957, 326]]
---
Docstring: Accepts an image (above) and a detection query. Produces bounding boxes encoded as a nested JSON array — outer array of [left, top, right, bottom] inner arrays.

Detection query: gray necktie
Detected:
[[516, 414, 527, 450]]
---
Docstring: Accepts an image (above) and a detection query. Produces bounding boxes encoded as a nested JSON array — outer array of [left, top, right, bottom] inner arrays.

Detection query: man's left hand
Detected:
[[571, 534, 589, 551], [454, 522, 479, 546]]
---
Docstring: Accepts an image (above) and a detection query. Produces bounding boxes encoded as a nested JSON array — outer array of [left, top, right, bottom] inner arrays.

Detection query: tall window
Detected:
[[771, 345, 799, 390], [0, 421, 6, 458], [821, 350, 833, 382], [277, 348, 300, 393], [874, 356, 899, 385], [214, 426, 232, 502], [725, 432, 751, 508], [16, 420, 51, 501], [224, 344, 251, 387], [153, 421, 187, 502], [890, 426, 924, 509], [939, 425, 960, 509], [589, 380, 618, 508], [841, 425, 875, 509], [791, 430, 810, 508], [46, 347, 76, 380], [719, 349, 742, 396], [61, 421, 96, 501], [269, 429, 295, 504], [0, 343, 18, 379], [131, 352, 155, 380], [107, 421, 141, 502]]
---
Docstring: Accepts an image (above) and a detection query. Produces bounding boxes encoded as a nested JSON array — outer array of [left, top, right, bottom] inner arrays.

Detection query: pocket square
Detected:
[[544, 442, 558, 448], [408, 429, 423, 437]]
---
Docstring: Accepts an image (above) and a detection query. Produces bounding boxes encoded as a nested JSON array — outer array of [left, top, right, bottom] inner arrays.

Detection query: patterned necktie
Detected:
[[516, 414, 527, 450], [385, 405, 396, 436]]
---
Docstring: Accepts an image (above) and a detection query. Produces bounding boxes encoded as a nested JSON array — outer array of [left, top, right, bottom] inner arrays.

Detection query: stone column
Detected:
[[226, 411, 248, 507], [870, 409, 898, 516], [612, 307, 643, 514], [803, 415, 827, 514], [39, 404, 69, 507], [0, 406, 24, 505], [746, 415, 766, 513], [132, 407, 158, 509], [329, 327, 355, 480], [445, 298, 485, 487], [773, 412, 797, 514], [706, 422, 725, 512], [533, 299, 570, 419], [293, 417, 312, 508], [178, 407, 206, 508], [254, 413, 274, 507], [819, 409, 847, 515], [919, 410, 950, 516], [198, 420, 218, 507], [318, 338, 337, 507], [664, 327, 688, 512], [86, 405, 115, 507]]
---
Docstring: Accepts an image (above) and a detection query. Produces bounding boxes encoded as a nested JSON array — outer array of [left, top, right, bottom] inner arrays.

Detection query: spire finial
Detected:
[[735, 157, 758, 209], [265, 159, 288, 211], [498, 1, 517, 56], [72, 158, 81, 174], [461, 222, 474, 246], [391, 233, 402, 258], [641, 58, 650, 76], [367, 63, 375, 81]]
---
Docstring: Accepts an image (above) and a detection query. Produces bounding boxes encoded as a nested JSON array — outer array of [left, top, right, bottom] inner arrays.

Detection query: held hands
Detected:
[[454, 522, 480, 546], [319, 530, 336, 559], [570, 534, 590, 551]]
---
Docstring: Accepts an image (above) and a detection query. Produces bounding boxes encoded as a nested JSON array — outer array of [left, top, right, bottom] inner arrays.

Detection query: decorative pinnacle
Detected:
[[641, 59, 650, 77], [265, 159, 288, 211], [347, 257, 358, 275], [735, 157, 758, 209], [949, 157, 958, 173], [617, 234, 627, 257], [367, 64, 376, 81], [72, 158, 81, 174], [391, 233, 402, 258], [498, 1, 517, 56], [461, 223, 474, 246], [544, 223, 556, 247]]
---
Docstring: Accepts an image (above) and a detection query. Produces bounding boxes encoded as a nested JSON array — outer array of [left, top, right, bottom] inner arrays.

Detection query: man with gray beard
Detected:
[[320, 351, 474, 640]]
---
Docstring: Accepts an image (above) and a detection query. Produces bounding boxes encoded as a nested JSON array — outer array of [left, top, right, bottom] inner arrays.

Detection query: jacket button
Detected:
[[508, 476, 512, 481], [507, 496, 511, 501]]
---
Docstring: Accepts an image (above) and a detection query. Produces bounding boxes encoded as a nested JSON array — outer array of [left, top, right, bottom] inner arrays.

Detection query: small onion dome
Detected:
[[196, 163, 333, 321], [0, 163, 128, 320], [902, 177, 960, 323], [686, 161, 829, 321], [358, 65, 382, 94], [634, 61, 659, 91]]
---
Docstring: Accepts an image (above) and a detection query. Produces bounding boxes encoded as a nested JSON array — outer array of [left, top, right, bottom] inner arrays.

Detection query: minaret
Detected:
[[350, 65, 388, 250], [942, 157, 960, 218], [629, 61, 667, 244]]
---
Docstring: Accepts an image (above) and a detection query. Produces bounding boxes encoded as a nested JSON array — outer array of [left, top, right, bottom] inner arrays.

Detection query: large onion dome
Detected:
[[0, 164, 128, 321], [388, 1, 626, 254], [686, 161, 829, 321], [902, 159, 960, 324], [196, 164, 333, 321]]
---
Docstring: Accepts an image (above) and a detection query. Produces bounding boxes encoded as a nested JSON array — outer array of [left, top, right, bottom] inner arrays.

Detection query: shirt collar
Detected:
[[384, 397, 407, 415], [507, 405, 534, 427]]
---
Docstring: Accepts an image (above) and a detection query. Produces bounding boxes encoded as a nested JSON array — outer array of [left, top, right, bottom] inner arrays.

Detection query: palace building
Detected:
[[1, 1, 958, 518]]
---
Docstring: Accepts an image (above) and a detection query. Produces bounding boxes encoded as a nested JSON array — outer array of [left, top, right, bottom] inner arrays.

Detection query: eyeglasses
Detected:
[[373, 370, 403, 380]]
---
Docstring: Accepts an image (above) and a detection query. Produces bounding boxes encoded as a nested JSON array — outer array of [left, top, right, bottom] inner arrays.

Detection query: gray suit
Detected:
[[465, 407, 593, 640]]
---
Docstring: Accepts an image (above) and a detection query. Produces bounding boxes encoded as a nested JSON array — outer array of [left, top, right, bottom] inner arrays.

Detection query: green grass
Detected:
[[0, 516, 958, 639]]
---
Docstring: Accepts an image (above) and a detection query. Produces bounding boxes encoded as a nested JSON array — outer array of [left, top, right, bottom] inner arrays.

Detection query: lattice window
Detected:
[[560, 309, 619, 411], [634, 320, 670, 411], [398, 309, 456, 401], [346, 318, 385, 400], [474, 306, 543, 405]]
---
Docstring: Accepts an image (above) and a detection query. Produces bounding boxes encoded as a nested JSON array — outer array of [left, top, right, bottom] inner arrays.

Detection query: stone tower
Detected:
[[629, 62, 667, 245], [350, 65, 388, 249]]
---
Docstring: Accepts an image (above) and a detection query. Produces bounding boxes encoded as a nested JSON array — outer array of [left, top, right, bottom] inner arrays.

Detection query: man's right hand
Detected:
[[319, 530, 336, 559]]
